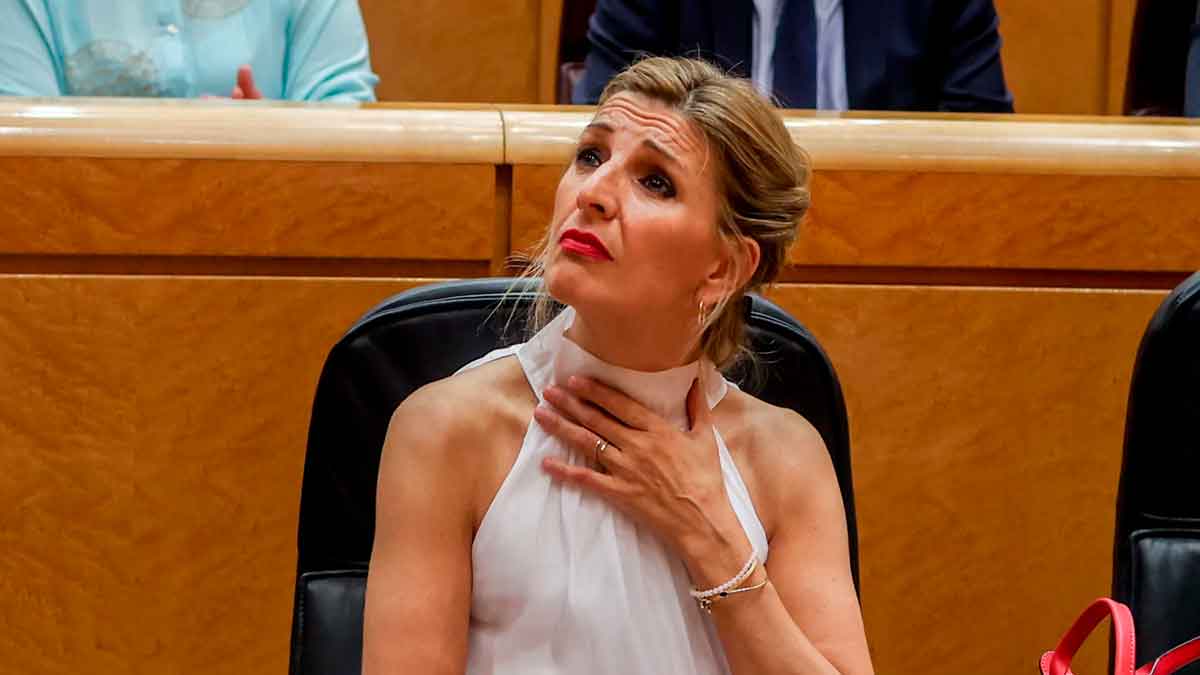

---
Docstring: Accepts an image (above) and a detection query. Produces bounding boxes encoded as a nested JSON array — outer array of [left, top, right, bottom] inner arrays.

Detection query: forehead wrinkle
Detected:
[[593, 95, 706, 161]]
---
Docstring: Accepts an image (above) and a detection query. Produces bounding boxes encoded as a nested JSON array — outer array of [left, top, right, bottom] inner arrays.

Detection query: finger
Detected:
[[543, 385, 633, 447], [541, 455, 625, 499], [565, 376, 659, 431], [685, 375, 712, 432], [237, 65, 264, 99], [533, 403, 630, 473]]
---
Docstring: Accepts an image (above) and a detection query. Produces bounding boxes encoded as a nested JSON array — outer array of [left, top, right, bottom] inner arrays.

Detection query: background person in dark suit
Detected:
[[574, 0, 1014, 112]]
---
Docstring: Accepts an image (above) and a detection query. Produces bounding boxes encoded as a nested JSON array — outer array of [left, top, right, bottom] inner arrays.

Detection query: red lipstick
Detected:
[[559, 228, 613, 261]]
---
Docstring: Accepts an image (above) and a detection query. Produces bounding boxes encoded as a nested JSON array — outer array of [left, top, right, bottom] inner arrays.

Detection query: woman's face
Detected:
[[543, 92, 732, 327]]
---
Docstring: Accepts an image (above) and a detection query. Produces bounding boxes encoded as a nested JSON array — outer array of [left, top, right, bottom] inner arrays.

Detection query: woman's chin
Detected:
[[544, 263, 608, 311]]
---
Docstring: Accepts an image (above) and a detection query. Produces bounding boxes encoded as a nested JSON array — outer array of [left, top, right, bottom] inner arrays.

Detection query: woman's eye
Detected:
[[576, 148, 602, 167], [641, 174, 676, 197]]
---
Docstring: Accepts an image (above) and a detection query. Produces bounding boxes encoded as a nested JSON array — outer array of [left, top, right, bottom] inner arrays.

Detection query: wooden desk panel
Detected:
[[768, 283, 1165, 675], [800, 170, 1200, 272], [0, 275, 426, 675], [510, 165, 1200, 274], [0, 158, 495, 261], [0, 276, 135, 675]]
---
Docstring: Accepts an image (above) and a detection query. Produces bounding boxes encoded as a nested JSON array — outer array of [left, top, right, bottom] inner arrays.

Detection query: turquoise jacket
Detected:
[[0, 0, 378, 101]]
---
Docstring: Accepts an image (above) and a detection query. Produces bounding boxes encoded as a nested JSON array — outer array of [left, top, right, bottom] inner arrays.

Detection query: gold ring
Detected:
[[594, 438, 609, 456]]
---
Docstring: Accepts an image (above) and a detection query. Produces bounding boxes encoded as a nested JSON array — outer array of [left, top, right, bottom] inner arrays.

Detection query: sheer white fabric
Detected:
[[461, 307, 769, 675]]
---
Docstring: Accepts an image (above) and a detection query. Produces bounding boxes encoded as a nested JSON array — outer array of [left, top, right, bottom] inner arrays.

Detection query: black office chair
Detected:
[[1112, 271, 1200, 673], [288, 278, 858, 675]]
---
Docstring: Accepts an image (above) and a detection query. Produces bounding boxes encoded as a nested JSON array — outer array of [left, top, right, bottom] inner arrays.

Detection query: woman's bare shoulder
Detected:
[[718, 388, 838, 531], [388, 354, 532, 451], [721, 389, 827, 466]]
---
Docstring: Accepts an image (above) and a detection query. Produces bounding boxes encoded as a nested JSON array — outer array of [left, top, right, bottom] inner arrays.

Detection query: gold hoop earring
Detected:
[[697, 299, 708, 330]]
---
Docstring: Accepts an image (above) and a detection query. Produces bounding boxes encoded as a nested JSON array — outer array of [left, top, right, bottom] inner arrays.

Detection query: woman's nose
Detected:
[[576, 165, 618, 220]]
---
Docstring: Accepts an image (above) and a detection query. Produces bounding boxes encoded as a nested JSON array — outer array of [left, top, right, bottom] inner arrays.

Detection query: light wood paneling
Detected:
[[0, 101, 504, 163], [0, 275, 427, 675], [995, 0, 1110, 114], [0, 158, 495, 260], [0, 277, 137, 675], [972, 0, 1138, 115], [511, 163, 562, 257], [360, 0, 541, 103], [798, 170, 1200, 272], [510, 165, 1200, 273], [767, 283, 1166, 675], [538, 0, 565, 104], [1107, 0, 1139, 114]]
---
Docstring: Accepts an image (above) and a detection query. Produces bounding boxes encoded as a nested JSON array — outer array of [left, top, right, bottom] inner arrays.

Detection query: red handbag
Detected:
[[1040, 598, 1200, 675]]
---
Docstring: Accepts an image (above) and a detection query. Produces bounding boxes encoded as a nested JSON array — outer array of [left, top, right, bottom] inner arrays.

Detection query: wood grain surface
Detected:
[[0, 158, 496, 261], [0, 276, 425, 675], [360, 0, 541, 104], [767, 283, 1165, 675]]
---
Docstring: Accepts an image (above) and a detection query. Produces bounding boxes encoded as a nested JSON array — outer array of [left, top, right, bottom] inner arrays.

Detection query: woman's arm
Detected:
[[691, 412, 872, 675], [0, 0, 65, 96], [362, 384, 475, 675], [284, 0, 379, 102]]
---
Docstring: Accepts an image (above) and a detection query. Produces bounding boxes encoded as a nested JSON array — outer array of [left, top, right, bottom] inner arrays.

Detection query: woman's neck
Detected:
[[563, 309, 702, 372]]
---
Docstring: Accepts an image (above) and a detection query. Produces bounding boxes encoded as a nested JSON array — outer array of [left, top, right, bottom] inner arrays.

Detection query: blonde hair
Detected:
[[519, 56, 811, 369]]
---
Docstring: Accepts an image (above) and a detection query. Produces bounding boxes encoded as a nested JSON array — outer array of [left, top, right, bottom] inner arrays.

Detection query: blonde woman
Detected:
[[364, 57, 873, 675]]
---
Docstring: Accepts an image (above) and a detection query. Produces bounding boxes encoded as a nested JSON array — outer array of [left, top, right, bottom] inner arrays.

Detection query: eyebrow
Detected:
[[583, 121, 682, 167]]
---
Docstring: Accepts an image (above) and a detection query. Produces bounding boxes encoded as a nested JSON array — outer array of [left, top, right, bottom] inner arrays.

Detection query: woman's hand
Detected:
[[535, 374, 751, 582], [230, 65, 263, 99]]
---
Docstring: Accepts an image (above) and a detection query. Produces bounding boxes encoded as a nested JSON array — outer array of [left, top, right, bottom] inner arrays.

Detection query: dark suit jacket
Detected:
[[575, 0, 1015, 112]]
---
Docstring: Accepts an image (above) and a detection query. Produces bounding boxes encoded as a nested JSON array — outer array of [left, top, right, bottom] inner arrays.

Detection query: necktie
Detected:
[[772, 0, 818, 108]]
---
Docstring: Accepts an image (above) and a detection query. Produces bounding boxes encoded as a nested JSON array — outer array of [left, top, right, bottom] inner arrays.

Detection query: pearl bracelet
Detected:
[[689, 552, 758, 601], [696, 578, 770, 613]]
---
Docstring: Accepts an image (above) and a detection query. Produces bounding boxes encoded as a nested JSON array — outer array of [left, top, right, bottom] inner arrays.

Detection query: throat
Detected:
[[563, 314, 699, 373]]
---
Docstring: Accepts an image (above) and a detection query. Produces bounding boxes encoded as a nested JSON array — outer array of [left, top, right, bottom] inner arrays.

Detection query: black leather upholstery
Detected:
[[1112, 271, 1200, 671], [289, 278, 858, 675], [290, 570, 367, 675]]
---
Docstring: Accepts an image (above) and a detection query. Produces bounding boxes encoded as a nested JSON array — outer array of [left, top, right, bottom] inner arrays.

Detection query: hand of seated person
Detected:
[[230, 65, 264, 100]]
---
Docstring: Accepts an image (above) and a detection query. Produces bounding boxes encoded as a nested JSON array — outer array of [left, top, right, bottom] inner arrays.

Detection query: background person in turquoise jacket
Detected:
[[0, 0, 378, 101]]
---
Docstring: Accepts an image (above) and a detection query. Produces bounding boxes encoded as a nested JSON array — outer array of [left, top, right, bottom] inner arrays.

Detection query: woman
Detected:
[[363, 57, 872, 675], [0, 0, 376, 101]]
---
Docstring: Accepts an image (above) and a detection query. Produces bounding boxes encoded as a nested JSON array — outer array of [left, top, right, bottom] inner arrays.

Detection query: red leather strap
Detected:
[[1137, 636, 1200, 675], [1041, 598, 1136, 675]]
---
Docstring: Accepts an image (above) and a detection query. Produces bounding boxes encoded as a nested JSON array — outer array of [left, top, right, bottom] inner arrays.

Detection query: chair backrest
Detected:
[[1112, 271, 1200, 670], [289, 278, 857, 675]]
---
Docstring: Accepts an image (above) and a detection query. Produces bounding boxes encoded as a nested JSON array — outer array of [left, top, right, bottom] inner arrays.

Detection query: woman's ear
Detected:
[[702, 235, 761, 304], [737, 236, 761, 289]]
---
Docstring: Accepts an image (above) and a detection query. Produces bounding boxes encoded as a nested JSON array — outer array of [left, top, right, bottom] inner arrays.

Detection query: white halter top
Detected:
[[460, 307, 769, 675]]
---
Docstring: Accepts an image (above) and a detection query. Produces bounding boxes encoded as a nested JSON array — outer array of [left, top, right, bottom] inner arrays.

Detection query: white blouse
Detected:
[[460, 307, 769, 675]]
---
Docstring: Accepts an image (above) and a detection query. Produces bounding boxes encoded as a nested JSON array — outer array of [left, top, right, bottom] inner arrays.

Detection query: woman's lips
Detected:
[[559, 229, 613, 261]]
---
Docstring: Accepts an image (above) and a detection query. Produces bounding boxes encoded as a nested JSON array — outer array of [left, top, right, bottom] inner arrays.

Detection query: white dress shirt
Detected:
[[751, 0, 848, 110]]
